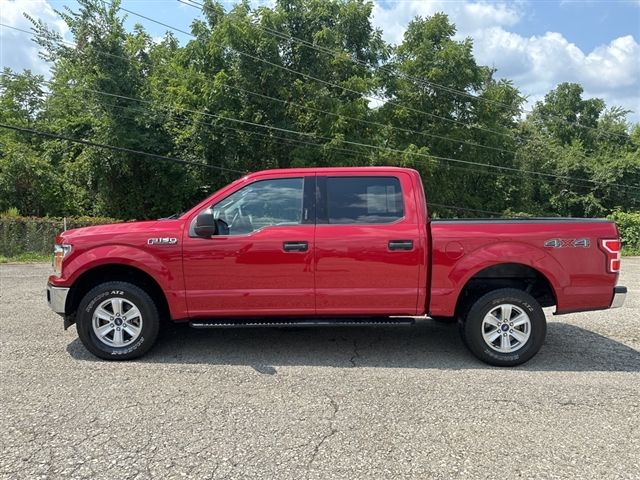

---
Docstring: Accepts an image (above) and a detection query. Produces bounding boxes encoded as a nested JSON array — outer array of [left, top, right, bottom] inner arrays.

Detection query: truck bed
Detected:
[[428, 217, 619, 316]]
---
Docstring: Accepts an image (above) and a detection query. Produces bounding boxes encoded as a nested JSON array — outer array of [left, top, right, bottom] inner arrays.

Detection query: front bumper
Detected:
[[47, 284, 69, 315], [610, 286, 627, 309]]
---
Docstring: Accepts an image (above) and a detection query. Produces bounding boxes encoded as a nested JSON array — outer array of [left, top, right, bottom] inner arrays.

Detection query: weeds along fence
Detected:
[[0, 216, 119, 257]]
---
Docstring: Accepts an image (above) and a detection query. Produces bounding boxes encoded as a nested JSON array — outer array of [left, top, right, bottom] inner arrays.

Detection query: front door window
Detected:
[[213, 178, 304, 235]]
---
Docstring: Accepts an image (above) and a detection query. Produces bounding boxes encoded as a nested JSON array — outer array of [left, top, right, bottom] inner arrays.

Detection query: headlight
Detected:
[[52, 244, 72, 277]]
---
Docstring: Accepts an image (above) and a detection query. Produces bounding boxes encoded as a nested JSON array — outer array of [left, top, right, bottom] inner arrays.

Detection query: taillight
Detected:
[[599, 239, 621, 273]]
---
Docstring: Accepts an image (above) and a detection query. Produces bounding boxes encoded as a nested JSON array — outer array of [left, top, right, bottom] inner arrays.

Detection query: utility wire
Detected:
[[108, 2, 519, 139], [219, 82, 516, 155], [0, 121, 506, 217], [56, 90, 574, 194], [0, 22, 518, 157], [3, 70, 638, 192], [85, 93, 380, 160], [0, 23, 624, 167], [102, 4, 634, 151], [429, 203, 506, 217], [91, 93, 556, 189], [217, 82, 626, 168], [183, 0, 630, 141], [0, 122, 245, 173], [68, 88, 556, 188], [0, 122, 518, 218]]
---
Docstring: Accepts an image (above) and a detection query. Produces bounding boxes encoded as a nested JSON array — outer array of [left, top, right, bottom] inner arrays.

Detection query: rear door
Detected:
[[314, 172, 423, 315]]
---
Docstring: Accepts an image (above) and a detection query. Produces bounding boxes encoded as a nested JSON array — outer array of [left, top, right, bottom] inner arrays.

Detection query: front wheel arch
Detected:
[[66, 264, 170, 325]]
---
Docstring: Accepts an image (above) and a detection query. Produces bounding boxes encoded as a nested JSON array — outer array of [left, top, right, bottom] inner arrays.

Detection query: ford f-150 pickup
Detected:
[[47, 167, 627, 366]]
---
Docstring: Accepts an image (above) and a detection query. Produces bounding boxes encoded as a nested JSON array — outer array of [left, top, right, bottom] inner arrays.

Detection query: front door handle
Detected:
[[283, 241, 309, 252], [388, 240, 413, 251]]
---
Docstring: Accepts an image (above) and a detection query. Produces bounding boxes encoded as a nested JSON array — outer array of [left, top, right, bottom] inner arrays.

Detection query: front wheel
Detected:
[[76, 281, 160, 360], [461, 288, 546, 367]]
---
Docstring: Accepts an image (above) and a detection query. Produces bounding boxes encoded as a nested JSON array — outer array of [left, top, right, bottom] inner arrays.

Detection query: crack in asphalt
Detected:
[[305, 395, 340, 478]]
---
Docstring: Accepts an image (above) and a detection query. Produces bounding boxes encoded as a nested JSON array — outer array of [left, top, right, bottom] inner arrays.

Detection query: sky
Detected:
[[1, 0, 639, 122]]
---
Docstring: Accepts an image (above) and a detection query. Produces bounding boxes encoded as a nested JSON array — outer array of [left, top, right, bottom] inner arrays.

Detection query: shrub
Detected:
[[608, 210, 640, 256]]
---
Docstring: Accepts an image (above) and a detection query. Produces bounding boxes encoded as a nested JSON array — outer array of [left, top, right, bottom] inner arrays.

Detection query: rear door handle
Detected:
[[388, 240, 413, 251], [283, 241, 308, 252]]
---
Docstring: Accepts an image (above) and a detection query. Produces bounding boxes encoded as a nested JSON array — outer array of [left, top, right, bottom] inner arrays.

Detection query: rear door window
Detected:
[[325, 176, 404, 224]]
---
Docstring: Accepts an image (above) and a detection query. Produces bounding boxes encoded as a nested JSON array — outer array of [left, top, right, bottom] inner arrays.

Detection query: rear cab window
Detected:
[[323, 176, 404, 224]]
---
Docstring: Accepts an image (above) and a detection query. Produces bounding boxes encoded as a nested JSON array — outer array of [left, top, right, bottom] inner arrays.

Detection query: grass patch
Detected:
[[0, 252, 51, 263]]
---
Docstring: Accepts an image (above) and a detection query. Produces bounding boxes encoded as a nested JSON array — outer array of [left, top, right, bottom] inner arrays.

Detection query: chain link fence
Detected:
[[0, 216, 119, 257]]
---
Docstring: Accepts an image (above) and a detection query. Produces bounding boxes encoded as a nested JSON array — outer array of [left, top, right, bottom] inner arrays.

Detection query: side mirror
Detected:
[[194, 208, 217, 237]]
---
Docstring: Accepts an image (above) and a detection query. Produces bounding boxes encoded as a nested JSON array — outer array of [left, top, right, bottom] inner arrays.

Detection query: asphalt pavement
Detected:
[[1, 260, 639, 479]]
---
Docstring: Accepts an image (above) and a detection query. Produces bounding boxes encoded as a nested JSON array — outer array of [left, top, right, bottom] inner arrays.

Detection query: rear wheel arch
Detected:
[[66, 264, 170, 323], [454, 262, 557, 319]]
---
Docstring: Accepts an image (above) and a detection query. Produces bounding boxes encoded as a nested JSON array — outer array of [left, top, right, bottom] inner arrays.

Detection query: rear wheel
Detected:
[[461, 288, 546, 367], [76, 281, 160, 360]]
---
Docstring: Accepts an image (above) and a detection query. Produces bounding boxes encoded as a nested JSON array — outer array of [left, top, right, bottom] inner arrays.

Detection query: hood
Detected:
[[60, 220, 161, 241]]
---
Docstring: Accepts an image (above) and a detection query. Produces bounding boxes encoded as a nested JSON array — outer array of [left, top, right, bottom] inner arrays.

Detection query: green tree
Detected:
[[0, 1, 637, 221]]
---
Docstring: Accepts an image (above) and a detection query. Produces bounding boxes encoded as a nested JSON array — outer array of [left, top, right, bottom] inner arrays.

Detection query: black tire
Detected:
[[456, 295, 475, 348], [76, 281, 160, 360], [461, 288, 546, 367]]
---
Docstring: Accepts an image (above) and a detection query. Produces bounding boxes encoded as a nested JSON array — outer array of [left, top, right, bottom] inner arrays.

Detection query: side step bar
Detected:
[[189, 317, 417, 329]]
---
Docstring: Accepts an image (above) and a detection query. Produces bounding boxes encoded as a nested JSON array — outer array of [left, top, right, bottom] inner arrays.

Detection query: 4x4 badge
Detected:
[[544, 238, 590, 248], [148, 237, 178, 245]]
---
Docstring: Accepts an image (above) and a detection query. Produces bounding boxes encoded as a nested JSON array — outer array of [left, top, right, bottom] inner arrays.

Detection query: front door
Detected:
[[314, 173, 423, 315], [182, 175, 316, 318]]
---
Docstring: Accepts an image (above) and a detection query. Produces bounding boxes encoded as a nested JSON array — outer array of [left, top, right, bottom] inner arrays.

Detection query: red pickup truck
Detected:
[[47, 167, 626, 366]]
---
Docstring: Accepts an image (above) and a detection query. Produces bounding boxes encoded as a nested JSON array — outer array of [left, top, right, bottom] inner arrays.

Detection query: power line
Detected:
[[219, 81, 625, 177], [0, 22, 135, 64], [182, 0, 630, 141], [96, 94, 557, 190], [101, 3, 634, 154], [41, 89, 574, 192], [55, 86, 557, 186], [108, 2, 520, 140], [0, 118, 528, 217], [4, 70, 638, 192], [81, 93, 379, 160], [1, 22, 517, 157], [219, 82, 517, 155], [0, 122, 245, 174], [0, 22, 624, 168], [0, 122, 521, 218], [429, 203, 506, 217]]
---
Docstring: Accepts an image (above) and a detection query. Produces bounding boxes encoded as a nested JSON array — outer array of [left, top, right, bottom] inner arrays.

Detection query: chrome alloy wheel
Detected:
[[481, 304, 531, 353], [92, 297, 143, 348]]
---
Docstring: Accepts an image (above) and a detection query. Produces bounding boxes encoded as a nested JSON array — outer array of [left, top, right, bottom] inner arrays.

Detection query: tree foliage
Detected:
[[0, 0, 638, 219]]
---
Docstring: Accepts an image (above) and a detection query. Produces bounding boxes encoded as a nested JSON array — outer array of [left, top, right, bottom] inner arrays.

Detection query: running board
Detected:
[[189, 317, 416, 329]]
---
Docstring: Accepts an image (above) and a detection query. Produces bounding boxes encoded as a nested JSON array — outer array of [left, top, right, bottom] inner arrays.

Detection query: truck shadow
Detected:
[[67, 320, 640, 372]]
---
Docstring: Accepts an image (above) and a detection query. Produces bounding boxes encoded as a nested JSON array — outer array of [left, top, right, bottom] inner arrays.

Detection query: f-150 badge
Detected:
[[544, 238, 590, 248], [147, 237, 178, 245]]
